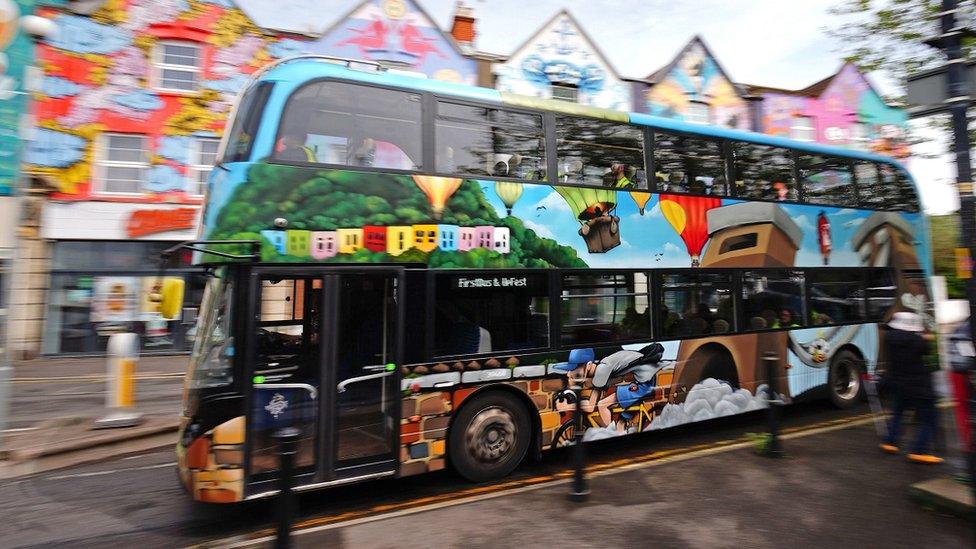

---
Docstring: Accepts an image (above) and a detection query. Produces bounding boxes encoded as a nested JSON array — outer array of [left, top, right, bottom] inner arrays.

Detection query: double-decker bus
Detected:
[[173, 56, 931, 503]]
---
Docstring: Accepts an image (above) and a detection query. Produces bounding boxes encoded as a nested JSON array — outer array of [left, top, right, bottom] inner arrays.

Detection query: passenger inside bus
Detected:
[[277, 131, 316, 162]]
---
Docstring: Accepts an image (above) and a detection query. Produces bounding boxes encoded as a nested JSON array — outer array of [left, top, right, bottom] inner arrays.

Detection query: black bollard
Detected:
[[274, 427, 302, 549], [568, 382, 590, 502], [763, 351, 783, 458]]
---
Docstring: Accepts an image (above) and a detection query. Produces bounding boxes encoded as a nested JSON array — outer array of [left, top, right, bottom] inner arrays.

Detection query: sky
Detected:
[[236, 0, 959, 215]]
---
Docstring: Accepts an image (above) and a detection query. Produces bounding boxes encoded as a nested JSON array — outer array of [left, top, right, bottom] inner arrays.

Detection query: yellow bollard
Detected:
[[95, 333, 143, 429]]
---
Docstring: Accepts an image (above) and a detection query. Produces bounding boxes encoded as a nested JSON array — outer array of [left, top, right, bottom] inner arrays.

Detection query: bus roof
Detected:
[[256, 56, 911, 170]]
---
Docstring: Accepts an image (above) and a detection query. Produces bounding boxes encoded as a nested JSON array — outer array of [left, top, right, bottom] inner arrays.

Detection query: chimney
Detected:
[[450, 1, 476, 52]]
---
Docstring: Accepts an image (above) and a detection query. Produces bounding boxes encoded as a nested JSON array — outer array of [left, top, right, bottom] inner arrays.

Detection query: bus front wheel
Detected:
[[828, 350, 863, 409], [449, 391, 530, 483]]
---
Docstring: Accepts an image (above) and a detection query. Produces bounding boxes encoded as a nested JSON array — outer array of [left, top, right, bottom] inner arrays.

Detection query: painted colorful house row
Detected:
[[6, 0, 910, 358], [259, 224, 511, 259]]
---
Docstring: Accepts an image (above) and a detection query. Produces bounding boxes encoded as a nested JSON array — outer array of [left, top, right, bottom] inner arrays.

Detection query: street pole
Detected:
[[939, 0, 976, 535], [568, 382, 589, 502], [763, 351, 783, 458], [274, 427, 301, 549]]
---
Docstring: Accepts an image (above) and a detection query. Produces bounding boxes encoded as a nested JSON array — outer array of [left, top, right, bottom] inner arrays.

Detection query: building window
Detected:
[[790, 116, 816, 142], [551, 83, 578, 102], [686, 101, 710, 124], [97, 133, 148, 194], [190, 137, 220, 195], [153, 42, 201, 92], [849, 122, 869, 150]]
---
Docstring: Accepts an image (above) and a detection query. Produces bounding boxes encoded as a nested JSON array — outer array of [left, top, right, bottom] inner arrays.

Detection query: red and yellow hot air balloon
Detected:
[[412, 175, 462, 220], [659, 194, 721, 266]]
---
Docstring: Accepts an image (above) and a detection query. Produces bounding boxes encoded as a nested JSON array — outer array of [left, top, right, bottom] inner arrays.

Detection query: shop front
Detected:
[[41, 202, 206, 355]]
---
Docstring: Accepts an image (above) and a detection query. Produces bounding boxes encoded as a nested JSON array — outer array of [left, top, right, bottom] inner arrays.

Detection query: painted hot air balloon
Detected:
[[554, 186, 620, 253], [494, 181, 523, 216], [630, 191, 652, 215], [659, 194, 721, 266], [412, 175, 462, 220]]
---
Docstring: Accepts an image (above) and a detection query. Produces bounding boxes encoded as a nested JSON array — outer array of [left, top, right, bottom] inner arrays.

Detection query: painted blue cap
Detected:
[[552, 348, 595, 372]]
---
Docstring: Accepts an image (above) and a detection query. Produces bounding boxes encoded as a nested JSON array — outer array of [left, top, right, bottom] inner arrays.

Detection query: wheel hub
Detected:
[[833, 361, 860, 400], [465, 406, 516, 463]]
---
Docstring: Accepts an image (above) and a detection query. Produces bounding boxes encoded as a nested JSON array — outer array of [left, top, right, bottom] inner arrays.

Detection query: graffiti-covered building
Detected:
[[746, 62, 910, 157], [7, 0, 910, 357]]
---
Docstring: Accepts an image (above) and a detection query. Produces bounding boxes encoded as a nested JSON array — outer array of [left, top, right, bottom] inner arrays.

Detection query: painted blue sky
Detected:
[[478, 181, 931, 273]]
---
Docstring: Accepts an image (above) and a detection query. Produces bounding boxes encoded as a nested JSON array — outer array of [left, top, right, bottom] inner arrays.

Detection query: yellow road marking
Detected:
[[195, 411, 879, 548]]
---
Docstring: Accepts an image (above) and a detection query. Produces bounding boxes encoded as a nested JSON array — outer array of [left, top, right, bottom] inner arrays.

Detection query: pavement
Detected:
[[1, 355, 974, 548], [225, 420, 972, 549], [1, 355, 187, 477]]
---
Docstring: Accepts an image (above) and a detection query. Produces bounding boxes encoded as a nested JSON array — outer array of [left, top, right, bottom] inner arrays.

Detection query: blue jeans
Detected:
[[885, 388, 938, 454]]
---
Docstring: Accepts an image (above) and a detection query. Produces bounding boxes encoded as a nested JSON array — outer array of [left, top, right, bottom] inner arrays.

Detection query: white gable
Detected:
[[493, 12, 631, 111]]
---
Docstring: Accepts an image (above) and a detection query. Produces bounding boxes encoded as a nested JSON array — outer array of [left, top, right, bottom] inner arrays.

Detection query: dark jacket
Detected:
[[884, 327, 933, 399]]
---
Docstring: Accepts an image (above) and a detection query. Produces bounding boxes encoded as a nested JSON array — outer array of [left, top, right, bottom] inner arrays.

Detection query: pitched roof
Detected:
[[644, 35, 747, 97], [501, 8, 622, 80], [743, 62, 883, 100]]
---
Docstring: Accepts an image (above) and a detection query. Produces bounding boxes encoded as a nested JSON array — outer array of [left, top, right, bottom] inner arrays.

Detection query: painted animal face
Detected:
[[808, 338, 830, 364]]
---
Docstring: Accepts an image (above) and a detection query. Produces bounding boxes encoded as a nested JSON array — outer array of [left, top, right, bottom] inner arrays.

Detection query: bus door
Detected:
[[326, 269, 402, 481], [245, 267, 401, 494]]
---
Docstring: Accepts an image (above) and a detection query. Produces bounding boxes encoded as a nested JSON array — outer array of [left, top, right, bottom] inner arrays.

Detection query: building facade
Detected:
[[8, 0, 910, 357]]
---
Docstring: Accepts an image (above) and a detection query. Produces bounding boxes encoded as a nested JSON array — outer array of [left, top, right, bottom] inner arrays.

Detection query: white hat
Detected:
[[889, 311, 923, 332]]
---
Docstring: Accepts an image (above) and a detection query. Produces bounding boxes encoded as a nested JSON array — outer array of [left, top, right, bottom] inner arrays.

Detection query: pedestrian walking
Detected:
[[879, 311, 943, 464]]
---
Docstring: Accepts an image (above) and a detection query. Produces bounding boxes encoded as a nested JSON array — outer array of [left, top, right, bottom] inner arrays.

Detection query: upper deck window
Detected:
[[654, 131, 728, 196], [435, 102, 546, 180], [556, 116, 646, 189], [797, 153, 857, 207], [275, 81, 422, 171], [854, 161, 883, 209], [221, 81, 272, 164], [732, 143, 796, 202], [878, 163, 920, 212]]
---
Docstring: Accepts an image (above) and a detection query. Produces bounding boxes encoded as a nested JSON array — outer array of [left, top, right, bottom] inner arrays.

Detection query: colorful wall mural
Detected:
[[644, 39, 749, 130], [22, 0, 476, 202], [0, 0, 38, 195], [493, 11, 631, 111], [311, 0, 476, 84], [758, 63, 909, 158]]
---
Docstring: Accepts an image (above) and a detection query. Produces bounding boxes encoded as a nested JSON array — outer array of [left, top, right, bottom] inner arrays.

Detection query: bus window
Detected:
[[222, 81, 272, 164], [555, 117, 646, 189], [866, 268, 897, 320], [654, 131, 728, 196], [433, 273, 549, 357], [435, 102, 546, 180], [798, 154, 857, 207], [878, 164, 920, 212], [732, 143, 796, 202], [255, 278, 320, 379], [854, 161, 884, 209], [740, 270, 806, 330], [187, 270, 234, 396], [657, 272, 733, 338], [807, 270, 865, 325], [274, 81, 422, 170], [560, 272, 650, 346]]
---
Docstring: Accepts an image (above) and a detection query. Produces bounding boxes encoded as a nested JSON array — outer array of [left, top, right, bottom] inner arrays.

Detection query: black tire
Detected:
[[828, 349, 863, 409], [449, 391, 531, 483], [550, 419, 576, 451]]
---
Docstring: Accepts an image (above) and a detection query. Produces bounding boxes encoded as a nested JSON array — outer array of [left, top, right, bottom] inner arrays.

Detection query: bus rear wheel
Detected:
[[449, 391, 530, 483], [828, 350, 863, 409]]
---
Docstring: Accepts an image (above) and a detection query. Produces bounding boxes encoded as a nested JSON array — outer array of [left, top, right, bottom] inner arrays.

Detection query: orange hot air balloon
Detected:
[[630, 191, 652, 215], [659, 194, 721, 266], [412, 175, 462, 220]]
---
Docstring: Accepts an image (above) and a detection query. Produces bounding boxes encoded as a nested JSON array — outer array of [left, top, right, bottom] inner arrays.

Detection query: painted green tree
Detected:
[[208, 163, 586, 268]]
